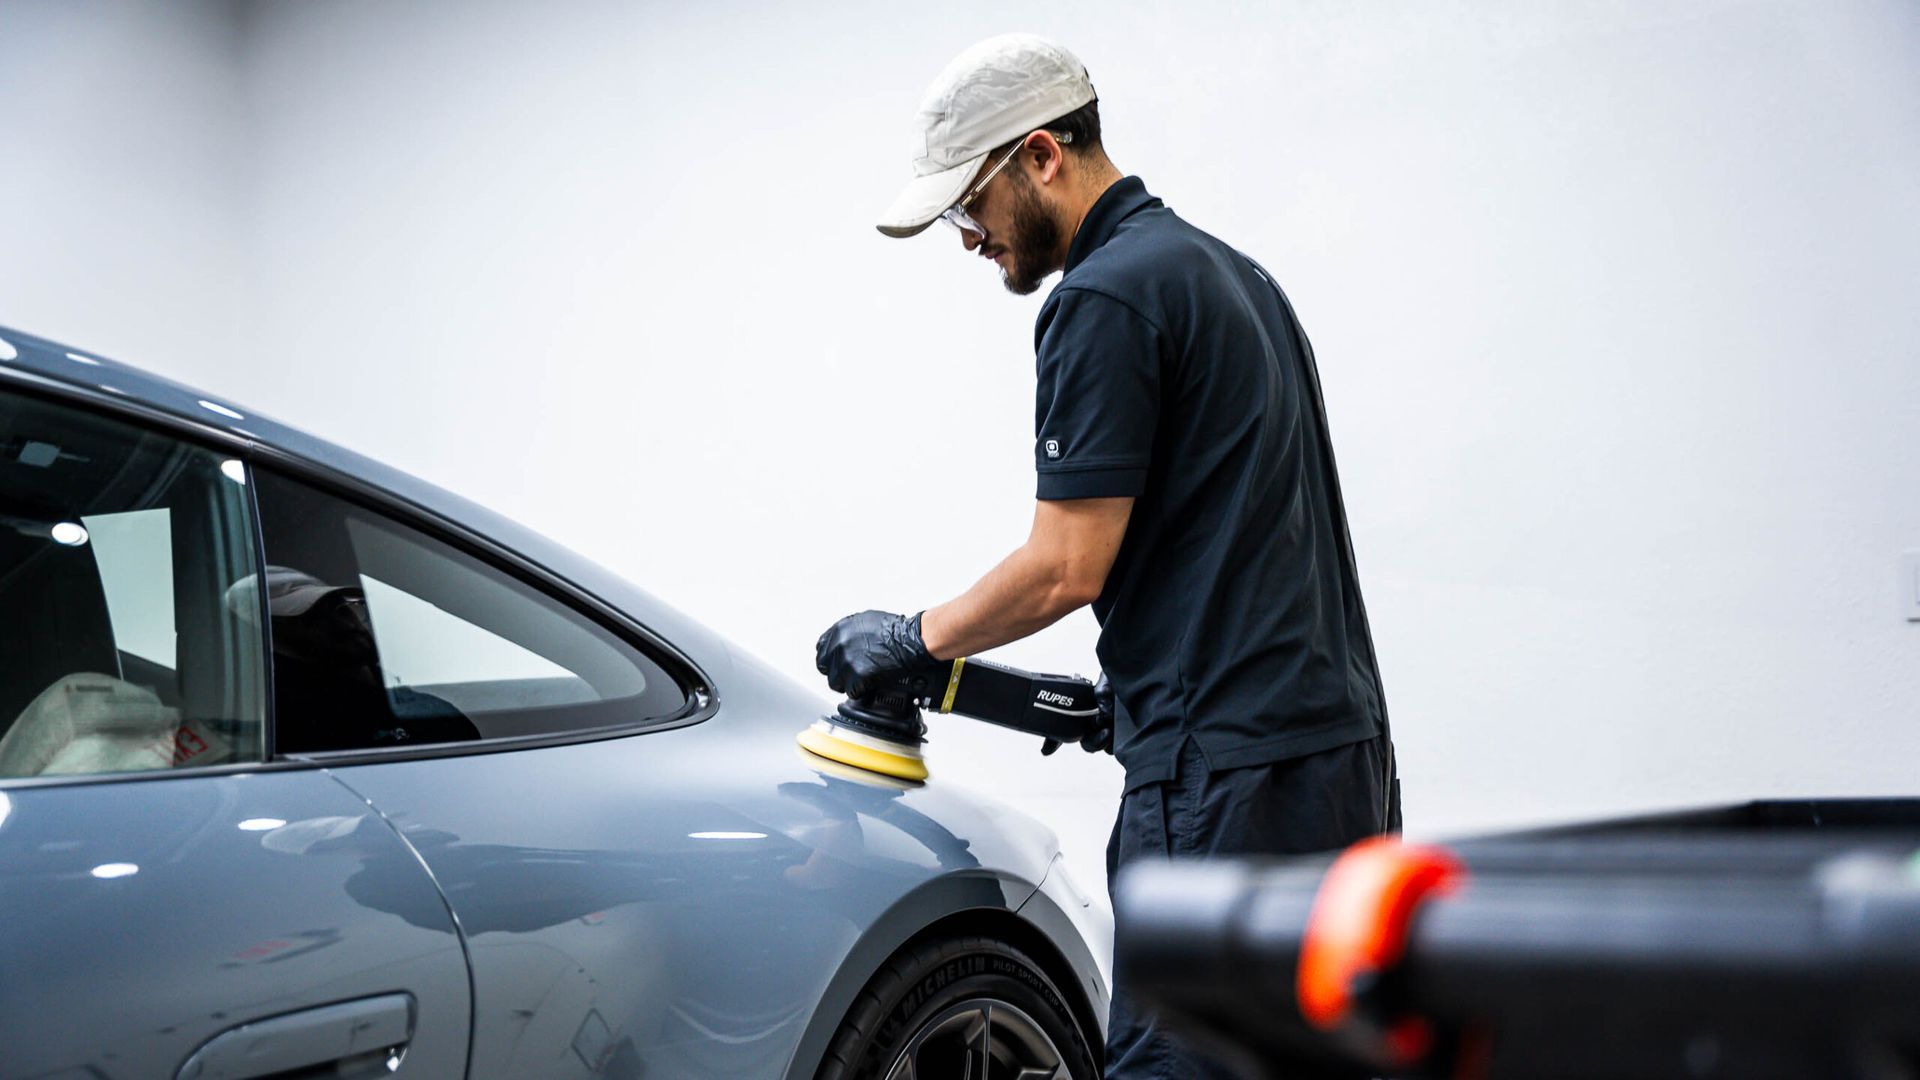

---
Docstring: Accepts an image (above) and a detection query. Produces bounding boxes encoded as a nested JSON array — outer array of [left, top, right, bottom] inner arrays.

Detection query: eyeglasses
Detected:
[[939, 130, 1071, 239]]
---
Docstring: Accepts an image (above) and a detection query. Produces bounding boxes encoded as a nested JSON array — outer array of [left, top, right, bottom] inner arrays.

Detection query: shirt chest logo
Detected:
[[1044, 439, 1061, 459]]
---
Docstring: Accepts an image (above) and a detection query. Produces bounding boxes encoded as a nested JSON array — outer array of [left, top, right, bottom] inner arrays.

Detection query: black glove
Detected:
[[815, 610, 938, 698], [1042, 672, 1116, 756]]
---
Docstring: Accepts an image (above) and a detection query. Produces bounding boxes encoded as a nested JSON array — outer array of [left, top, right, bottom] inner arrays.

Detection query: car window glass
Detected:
[[0, 389, 266, 779], [359, 574, 574, 685], [253, 469, 685, 754]]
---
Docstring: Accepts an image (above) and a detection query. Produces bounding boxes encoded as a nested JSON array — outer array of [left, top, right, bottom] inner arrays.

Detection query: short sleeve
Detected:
[[1032, 288, 1163, 500]]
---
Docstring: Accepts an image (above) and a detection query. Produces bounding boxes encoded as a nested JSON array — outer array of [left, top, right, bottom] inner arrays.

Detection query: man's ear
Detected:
[[1024, 131, 1067, 187]]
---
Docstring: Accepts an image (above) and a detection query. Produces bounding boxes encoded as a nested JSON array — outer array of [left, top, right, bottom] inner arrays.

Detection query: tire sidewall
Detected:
[[839, 939, 1097, 1080]]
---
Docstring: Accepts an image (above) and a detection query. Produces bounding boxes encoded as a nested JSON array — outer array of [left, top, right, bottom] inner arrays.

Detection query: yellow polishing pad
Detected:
[[794, 744, 922, 790], [796, 720, 929, 782]]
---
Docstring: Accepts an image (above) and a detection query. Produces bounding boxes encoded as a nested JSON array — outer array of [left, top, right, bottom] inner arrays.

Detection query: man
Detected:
[[816, 33, 1401, 1078]]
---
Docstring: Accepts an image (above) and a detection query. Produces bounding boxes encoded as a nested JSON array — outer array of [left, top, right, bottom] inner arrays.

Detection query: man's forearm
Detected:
[[919, 542, 1094, 660], [915, 497, 1132, 662]]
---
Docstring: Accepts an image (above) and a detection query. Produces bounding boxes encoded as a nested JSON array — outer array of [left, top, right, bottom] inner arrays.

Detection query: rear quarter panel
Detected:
[[330, 647, 1079, 1078]]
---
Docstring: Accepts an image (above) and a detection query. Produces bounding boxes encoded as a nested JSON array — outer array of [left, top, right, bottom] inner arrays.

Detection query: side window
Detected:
[[0, 388, 266, 779], [252, 469, 686, 754]]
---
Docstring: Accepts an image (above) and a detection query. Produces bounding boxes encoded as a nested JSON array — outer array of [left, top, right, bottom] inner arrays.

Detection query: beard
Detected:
[[995, 179, 1063, 296]]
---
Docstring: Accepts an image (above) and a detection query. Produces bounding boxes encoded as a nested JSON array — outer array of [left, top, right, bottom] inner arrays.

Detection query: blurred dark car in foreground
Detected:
[[1117, 799, 1920, 1080]]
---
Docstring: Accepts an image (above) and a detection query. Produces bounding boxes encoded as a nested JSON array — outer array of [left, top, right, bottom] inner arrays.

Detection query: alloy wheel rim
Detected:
[[882, 996, 1068, 1080]]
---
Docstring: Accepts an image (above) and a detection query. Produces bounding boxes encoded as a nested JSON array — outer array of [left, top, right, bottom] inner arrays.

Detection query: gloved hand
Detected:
[[1042, 672, 1116, 756], [815, 610, 939, 698]]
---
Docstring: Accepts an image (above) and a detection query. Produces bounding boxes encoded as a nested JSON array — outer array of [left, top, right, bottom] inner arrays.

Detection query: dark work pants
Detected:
[[1104, 735, 1397, 1080]]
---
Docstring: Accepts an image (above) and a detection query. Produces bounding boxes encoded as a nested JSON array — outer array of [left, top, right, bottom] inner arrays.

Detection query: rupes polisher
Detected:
[[796, 657, 1103, 782]]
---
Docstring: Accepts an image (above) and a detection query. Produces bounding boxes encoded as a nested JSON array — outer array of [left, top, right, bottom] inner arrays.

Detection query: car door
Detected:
[[0, 383, 470, 1080]]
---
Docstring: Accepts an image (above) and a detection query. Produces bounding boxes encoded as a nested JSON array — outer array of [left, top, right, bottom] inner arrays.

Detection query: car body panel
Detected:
[[0, 772, 472, 1078], [1025, 852, 1115, 1022], [0, 323, 1109, 1078], [327, 651, 1060, 1077]]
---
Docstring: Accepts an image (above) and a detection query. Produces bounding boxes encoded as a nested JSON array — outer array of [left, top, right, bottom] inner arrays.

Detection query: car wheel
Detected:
[[817, 934, 1098, 1080]]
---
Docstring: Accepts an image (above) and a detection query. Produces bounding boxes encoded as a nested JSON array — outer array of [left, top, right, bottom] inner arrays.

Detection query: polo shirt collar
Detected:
[[1064, 176, 1158, 274]]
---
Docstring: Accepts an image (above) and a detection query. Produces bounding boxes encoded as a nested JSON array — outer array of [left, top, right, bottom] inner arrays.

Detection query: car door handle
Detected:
[[175, 992, 415, 1079]]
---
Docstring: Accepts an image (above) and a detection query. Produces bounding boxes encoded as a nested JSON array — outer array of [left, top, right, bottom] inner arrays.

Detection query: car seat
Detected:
[[0, 535, 124, 736]]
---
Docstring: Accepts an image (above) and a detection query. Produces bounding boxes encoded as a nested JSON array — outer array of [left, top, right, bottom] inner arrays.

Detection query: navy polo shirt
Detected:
[[1033, 176, 1386, 791]]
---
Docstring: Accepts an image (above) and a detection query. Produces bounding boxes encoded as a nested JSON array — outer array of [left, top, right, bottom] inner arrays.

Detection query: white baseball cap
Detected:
[[877, 33, 1097, 238]]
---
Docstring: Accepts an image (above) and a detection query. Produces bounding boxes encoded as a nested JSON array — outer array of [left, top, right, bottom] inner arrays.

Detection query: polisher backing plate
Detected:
[[796, 719, 929, 782]]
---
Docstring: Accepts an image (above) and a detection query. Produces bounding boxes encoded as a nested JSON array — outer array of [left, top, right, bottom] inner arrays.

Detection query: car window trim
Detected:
[[238, 457, 280, 762], [0, 368, 718, 784], [246, 450, 713, 731], [0, 756, 317, 791], [278, 691, 716, 767]]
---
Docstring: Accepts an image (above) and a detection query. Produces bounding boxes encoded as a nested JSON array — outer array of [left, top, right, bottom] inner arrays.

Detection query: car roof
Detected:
[[0, 322, 734, 678]]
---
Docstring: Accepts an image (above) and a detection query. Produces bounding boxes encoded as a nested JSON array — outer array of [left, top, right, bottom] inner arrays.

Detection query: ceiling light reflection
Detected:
[[220, 459, 247, 485], [198, 399, 245, 420], [90, 863, 139, 879], [237, 818, 285, 832], [50, 522, 89, 547], [688, 831, 768, 840]]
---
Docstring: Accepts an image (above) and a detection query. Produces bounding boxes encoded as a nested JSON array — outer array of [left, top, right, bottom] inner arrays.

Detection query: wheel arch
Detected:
[[909, 903, 1108, 1069], [781, 870, 1105, 1079]]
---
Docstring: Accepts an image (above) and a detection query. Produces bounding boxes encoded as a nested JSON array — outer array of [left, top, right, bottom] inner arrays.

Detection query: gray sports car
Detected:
[[0, 325, 1109, 1079]]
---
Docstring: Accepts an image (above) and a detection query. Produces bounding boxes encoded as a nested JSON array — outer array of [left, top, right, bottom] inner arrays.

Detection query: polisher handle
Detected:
[[928, 657, 1102, 743]]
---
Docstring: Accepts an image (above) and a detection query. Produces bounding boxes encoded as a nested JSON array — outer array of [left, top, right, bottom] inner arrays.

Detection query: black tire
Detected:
[[816, 933, 1099, 1080]]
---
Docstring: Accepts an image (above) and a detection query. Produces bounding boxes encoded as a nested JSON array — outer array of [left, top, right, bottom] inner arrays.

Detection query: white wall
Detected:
[[5, 1, 1918, 897], [0, 0, 246, 385]]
